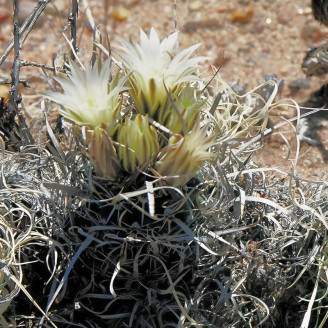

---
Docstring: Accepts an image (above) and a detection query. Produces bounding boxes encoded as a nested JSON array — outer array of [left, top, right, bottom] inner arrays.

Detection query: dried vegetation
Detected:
[[0, 1, 328, 328]]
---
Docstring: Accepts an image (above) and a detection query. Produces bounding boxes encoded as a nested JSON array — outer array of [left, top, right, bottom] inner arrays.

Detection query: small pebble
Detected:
[[112, 7, 130, 22], [301, 23, 325, 44], [189, 1, 203, 12], [303, 159, 312, 167], [280, 67, 289, 75], [288, 78, 311, 93], [217, 6, 229, 13], [304, 7, 312, 15], [231, 8, 254, 23], [277, 10, 292, 25]]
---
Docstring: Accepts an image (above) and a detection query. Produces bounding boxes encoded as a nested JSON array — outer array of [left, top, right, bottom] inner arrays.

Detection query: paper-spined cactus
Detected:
[[11, 14, 319, 328], [117, 114, 160, 173]]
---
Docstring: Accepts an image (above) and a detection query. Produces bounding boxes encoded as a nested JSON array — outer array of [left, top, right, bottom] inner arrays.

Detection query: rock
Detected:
[[277, 9, 293, 25], [301, 23, 325, 44], [231, 8, 254, 23], [288, 78, 311, 94], [280, 67, 289, 75], [217, 6, 230, 13], [303, 159, 312, 167], [112, 7, 130, 22], [304, 7, 312, 15], [189, 1, 203, 12], [183, 19, 223, 33]]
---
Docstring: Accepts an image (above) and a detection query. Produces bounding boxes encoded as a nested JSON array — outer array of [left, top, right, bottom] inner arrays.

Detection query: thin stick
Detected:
[[173, 0, 178, 32], [70, 0, 78, 60], [19, 59, 56, 72], [81, 0, 96, 31], [7, 0, 35, 146], [0, 0, 52, 67], [62, 32, 84, 69], [173, 0, 179, 52], [0, 77, 31, 87], [11, 0, 20, 102]]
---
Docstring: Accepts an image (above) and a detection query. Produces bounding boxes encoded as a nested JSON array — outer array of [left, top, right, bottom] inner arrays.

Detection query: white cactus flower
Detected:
[[45, 59, 127, 136], [116, 28, 204, 123], [155, 121, 215, 186]]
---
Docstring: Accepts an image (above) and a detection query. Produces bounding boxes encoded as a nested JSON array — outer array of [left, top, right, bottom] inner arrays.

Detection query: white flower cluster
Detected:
[[45, 28, 214, 186]]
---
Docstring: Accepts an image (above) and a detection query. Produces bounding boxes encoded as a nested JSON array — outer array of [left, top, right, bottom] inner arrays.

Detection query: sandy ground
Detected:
[[0, 0, 328, 180]]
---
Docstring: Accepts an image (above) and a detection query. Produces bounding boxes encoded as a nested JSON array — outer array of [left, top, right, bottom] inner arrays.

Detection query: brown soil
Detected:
[[0, 0, 327, 180]]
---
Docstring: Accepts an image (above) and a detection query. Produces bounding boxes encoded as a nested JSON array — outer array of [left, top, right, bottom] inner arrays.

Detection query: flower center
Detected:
[[87, 98, 99, 108]]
